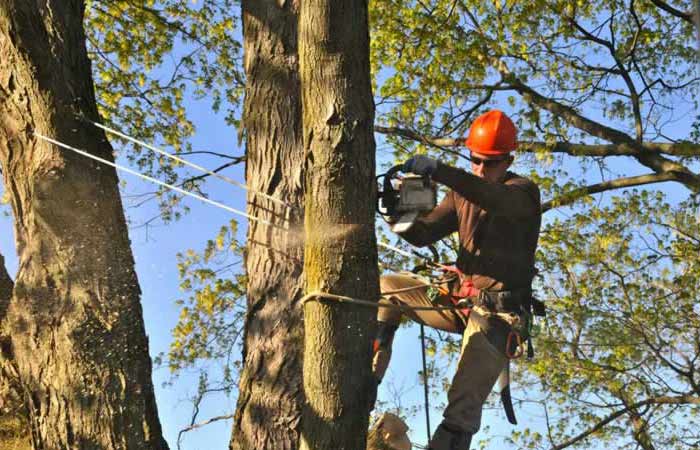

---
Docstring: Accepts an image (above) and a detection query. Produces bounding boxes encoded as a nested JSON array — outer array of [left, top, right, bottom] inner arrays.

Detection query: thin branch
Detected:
[[177, 413, 234, 450], [374, 126, 469, 160], [374, 125, 700, 157], [176, 151, 245, 162]]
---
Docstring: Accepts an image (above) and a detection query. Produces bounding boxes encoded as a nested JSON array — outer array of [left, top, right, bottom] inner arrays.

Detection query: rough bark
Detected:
[[0, 1, 167, 448], [229, 1, 306, 450], [299, 1, 379, 449], [0, 252, 30, 450]]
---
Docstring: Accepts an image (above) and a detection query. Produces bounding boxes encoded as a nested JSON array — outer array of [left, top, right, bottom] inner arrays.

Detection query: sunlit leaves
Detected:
[[85, 0, 244, 218], [163, 219, 245, 373], [523, 190, 700, 448]]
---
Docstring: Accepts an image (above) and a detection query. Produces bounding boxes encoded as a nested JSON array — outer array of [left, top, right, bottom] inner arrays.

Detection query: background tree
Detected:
[[0, 252, 28, 449], [0, 1, 168, 447], [228, 1, 306, 449]]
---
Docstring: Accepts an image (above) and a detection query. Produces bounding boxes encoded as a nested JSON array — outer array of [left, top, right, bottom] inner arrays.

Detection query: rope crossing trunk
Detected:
[[33, 128, 445, 269]]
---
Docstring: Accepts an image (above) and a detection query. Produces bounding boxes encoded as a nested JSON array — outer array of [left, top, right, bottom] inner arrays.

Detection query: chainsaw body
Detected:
[[377, 165, 437, 233]]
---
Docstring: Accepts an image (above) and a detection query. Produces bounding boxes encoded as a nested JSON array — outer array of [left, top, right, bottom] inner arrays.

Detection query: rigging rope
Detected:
[[33, 132, 281, 229], [79, 115, 295, 211], [37, 130, 443, 267]]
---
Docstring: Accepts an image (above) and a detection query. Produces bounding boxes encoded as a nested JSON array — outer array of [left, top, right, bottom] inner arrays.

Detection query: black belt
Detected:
[[475, 288, 533, 314]]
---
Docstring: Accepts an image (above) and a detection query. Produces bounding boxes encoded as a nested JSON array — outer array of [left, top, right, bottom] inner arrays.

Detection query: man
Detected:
[[373, 110, 541, 450]]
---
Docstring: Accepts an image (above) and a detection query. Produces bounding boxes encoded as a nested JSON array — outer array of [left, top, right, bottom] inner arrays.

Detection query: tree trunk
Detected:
[[0, 1, 167, 448], [0, 252, 30, 450], [229, 1, 306, 450], [299, 1, 379, 449]]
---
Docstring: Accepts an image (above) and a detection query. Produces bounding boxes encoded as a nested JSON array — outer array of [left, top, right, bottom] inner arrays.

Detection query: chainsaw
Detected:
[[377, 164, 437, 233]]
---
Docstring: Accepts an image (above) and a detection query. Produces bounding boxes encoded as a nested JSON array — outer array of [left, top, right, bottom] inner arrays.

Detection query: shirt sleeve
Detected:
[[431, 163, 541, 217], [397, 190, 459, 247]]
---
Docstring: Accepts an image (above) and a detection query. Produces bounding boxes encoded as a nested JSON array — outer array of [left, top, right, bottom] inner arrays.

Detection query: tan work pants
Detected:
[[378, 272, 511, 434]]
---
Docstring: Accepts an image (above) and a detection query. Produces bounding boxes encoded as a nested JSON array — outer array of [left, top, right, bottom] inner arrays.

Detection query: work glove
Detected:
[[402, 155, 437, 176]]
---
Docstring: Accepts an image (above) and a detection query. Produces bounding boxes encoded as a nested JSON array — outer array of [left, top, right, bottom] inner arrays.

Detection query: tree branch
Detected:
[[649, 0, 695, 24], [374, 125, 700, 157], [542, 172, 682, 211], [495, 63, 700, 190], [177, 413, 234, 450], [550, 394, 700, 450]]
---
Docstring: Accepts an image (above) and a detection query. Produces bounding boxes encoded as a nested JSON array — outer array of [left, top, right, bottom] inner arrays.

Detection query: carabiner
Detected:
[[506, 330, 523, 359]]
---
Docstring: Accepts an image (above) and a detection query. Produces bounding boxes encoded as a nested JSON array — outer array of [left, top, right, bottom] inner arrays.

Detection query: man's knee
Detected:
[[467, 311, 511, 355], [377, 297, 402, 324]]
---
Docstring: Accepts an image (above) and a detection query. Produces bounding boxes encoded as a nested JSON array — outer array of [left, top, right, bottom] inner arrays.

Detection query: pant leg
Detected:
[[377, 272, 464, 334], [442, 309, 510, 434]]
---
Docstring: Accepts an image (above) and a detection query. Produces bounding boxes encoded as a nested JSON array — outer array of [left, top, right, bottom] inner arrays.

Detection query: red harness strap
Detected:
[[438, 265, 479, 317], [441, 265, 524, 360]]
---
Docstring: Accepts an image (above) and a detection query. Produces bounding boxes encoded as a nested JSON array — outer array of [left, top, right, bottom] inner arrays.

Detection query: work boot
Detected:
[[429, 422, 472, 450], [372, 321, 398, 383]]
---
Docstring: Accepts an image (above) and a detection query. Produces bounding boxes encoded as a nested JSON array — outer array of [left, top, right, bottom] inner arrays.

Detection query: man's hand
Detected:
[[403, 155, 437, 176]]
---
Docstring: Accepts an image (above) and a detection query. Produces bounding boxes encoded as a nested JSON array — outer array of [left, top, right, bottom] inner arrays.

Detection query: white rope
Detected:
[[80, 117, 294, 210], [34, 132, 278, 228], [378, 241, 418, 259]]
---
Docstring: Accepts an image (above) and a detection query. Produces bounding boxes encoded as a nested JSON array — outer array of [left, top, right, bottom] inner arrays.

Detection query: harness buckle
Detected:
[[506, 331, 523, 359]]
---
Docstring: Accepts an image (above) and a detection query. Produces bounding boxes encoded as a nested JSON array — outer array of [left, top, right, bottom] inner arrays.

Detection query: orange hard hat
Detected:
[[465, 110, 517, 155]]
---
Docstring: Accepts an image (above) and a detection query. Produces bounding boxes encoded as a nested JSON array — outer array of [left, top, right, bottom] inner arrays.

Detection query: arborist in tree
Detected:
[[373, 110, 542, 450]]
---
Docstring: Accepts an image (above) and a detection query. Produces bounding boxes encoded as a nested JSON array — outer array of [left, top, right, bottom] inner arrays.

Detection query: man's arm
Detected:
[[396, 191, 458, 247], [432, 163, 540, 217]]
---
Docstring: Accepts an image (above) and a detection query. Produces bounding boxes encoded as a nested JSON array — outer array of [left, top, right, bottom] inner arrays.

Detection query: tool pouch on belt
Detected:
[[475, 289, 547, 359], [476, 289, 525, 315]]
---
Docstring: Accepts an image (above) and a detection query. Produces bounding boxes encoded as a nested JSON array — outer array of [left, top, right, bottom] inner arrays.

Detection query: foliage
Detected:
[[494, 190, 700, 449], [370, 0, 700, 199], [85, 0, 244, 219], [155, 219, 245, 393]]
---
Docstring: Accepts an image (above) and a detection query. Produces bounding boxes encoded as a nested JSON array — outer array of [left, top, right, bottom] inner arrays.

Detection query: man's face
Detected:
[[470, 151, 513, 183]]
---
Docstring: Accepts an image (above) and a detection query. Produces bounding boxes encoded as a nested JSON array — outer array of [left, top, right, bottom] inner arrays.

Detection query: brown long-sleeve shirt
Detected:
[[399, 163, 541, 291]]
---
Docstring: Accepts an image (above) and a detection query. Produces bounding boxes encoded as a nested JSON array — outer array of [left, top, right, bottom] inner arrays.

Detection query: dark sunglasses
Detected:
[[470, 154, 510, 167]]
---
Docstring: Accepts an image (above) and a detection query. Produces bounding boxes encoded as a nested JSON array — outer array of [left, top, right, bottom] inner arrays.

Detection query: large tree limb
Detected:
[[374, 125, 700, 157], [495, 64, 700, 190], [649, 0, 695, 24], [549, 394, 700, 450], [541, 172, 682, 211]]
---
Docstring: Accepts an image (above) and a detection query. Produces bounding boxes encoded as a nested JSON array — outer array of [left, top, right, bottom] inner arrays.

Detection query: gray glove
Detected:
[[402, 155, 437, 176]]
